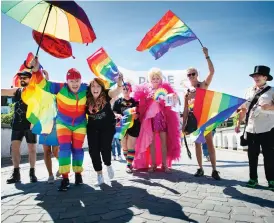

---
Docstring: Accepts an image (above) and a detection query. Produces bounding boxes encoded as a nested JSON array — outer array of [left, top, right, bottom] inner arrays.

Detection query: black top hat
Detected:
[[249, 65, 272, 81]]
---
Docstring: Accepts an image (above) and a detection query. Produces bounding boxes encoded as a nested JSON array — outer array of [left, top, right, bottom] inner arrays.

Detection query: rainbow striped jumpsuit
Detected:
[[32, 70, 87, 174]]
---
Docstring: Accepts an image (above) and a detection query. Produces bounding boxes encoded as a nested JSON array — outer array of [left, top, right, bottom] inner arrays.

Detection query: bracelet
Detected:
[[118, 84, 123, 87], [206, 56, 210, 59]]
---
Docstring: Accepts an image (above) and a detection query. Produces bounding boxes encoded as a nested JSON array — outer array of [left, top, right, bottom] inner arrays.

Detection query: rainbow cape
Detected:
[[20, 53, 57, 135], [87, 48, 118, 88], [137, 10, 197, 59], [114, 107, 136, 139], [192, 89, 246, 143]]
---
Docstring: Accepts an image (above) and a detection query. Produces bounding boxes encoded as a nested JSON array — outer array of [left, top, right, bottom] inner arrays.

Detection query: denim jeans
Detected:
[[202, 130, 216, 157], [112, 138, 121, 156]]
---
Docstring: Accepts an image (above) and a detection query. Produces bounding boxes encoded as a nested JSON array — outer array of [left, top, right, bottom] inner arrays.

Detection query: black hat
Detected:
[[249, 65, 272, 81], [17, 69, 32, 78]]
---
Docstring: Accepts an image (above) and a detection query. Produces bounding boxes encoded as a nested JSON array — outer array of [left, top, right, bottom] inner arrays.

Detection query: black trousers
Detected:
[[247, 128, 274, 182], [87, 126, 115, 172]]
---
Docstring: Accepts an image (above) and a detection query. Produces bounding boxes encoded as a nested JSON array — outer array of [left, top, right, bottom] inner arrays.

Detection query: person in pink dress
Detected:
[[133, 68, 181, 173]]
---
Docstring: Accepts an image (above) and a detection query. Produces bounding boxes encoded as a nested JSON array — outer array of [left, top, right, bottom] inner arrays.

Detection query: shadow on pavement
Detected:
[[133, 168, 274, 209], [1, 178, 198, 223]]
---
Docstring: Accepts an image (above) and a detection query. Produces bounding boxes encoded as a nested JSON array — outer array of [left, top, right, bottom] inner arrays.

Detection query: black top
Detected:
[[86, 89, 115, 129], [113, 97, 138, 115], [12, 88, 31, 131]]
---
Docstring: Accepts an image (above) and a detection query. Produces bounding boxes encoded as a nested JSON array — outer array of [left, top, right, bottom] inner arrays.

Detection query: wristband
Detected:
[[206, 56, 210, 59]]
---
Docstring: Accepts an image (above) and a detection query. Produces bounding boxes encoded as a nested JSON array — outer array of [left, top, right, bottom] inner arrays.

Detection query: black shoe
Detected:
[[30, 168, 38, 183], [58, 178, 70, 191], [212, 170, 221, 180], [6, 168, 21, 184], [75, 173, 83, 185], [194, 168, 204, 177]]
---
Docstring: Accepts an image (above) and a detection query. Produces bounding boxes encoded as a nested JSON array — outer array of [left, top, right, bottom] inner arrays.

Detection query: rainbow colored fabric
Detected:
[[192, 89, 246, 143], [114, 107, 136, 139], [137, 10, 197, 59], [87, 48, 118, 88], [1, 1, 96, 44]]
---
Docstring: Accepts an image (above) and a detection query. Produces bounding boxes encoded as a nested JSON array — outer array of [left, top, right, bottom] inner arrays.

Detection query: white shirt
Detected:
[[244, 84, 274, 134]]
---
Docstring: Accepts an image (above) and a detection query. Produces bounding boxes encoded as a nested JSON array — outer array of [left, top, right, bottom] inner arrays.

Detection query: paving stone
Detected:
[[179, 196, 203, 204], [59, 210, 86, 219], [207, 210, 230, 219], [120, 215, 147, 223], [232, 207, 254, 215], [177, 200, 197, 208], [1, 205, 17, 210], [17, 209, 43, 215], [125, 207, 145, 215], [213, 205, 231, 214], [188, 214, 208, 223], [252, 208, 273, 217], [101, 210, 128, 220], [15, 205, 36, 210], [182, 207, 206, 215], [202, 199, 224, 206], [161, 216, 190, 223], [263, 216, 274, 223], [22, 214, 43, 222], [196, 203, 215, 211], [3, 215, 26, 223], [207, 216, 236, 223], [231, 214, 265, 223], [1, 209, 18, 221], [139, 212, 164, 221], [41, 213, 60, 221], [206, 196, 228, 202]]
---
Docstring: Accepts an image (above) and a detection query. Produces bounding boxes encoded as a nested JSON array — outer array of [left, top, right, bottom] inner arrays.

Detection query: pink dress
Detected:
[[132, 83, 181, 169]]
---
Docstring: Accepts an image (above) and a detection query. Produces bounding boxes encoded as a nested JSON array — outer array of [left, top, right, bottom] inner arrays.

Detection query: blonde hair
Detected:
[[186, 67, 198, 75], [148, 67, 163, 82]]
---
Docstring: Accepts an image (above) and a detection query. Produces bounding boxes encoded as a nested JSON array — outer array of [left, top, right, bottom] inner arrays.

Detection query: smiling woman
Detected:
[[86, 75, 123, 186]]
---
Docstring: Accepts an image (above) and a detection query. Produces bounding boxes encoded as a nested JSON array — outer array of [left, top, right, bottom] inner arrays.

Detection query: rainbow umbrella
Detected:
[[1, 1, 96, 56]]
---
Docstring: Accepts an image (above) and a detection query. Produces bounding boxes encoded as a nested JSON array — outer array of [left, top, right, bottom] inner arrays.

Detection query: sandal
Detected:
[[162, 164, 171, 173], [126, 166, 133, 174], [148, 165, 157, 173]]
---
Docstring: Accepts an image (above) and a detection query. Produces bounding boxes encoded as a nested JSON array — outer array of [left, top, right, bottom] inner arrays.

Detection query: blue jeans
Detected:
[[112, 138, 121, 156], [202, 130, 216, 157]]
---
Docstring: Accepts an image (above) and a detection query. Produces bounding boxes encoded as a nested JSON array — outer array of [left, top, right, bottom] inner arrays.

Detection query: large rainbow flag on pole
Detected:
[[192, 89, 246, 143], [87, 48, 119, 88], [137, 10, 198, 59]]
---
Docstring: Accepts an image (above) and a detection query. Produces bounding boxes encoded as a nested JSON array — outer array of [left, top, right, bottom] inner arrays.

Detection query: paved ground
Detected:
[[1, 147, 274, 223]]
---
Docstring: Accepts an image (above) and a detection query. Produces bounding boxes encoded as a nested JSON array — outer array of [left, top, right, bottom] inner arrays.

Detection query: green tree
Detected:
[[1, 103, 14, 126]]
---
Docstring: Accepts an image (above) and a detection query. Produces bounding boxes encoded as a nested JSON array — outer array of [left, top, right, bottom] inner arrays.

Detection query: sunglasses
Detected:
[[187, 72, 196, 77], [20, 77, 29, 80], [123, 88, 129, 91]]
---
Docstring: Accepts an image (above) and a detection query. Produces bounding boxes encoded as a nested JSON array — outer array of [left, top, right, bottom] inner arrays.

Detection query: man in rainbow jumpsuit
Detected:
[[31, 60, 87, 191]]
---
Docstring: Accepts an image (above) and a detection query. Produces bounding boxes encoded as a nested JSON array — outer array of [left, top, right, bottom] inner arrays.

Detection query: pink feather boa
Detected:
[[132, 82, 181, 169]]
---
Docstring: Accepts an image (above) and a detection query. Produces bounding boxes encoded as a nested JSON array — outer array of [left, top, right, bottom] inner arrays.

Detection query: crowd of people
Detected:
[[1, 47, 274, 192]]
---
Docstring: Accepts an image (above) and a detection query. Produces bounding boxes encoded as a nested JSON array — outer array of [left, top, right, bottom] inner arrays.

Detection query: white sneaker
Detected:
[[47, 175, 54, 184], [97, 174, 104, 185], [118, 155, 122, 161], [112, 156, 116, 161], [107, 165, 114, 179]]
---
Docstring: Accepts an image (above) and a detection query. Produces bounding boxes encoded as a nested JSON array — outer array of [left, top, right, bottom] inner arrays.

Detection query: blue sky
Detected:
[[1, 1, 274, 97]]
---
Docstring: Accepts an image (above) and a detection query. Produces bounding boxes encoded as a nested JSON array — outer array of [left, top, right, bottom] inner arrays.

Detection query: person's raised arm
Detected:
[[30, 58, 64, 95], [108, 73, 123, 98], [203, 47, 215, 87], [1, 88, 19, 97]]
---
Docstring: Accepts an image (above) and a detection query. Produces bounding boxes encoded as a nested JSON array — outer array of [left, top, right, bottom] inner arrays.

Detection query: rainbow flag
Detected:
[[87, 48, 118, 88], [114, 107, 136, 139], [192, 89, 246, 143], [137, 10, 197, 59], [12, 52, 43, 87]]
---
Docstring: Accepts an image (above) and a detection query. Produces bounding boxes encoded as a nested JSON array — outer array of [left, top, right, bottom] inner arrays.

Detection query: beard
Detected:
[[20, 81, 28, 87]]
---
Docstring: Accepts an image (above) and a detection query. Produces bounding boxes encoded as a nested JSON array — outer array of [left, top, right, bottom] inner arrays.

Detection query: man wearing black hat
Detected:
[[1, 70, 37, 184], [235, 65, 274, 191]]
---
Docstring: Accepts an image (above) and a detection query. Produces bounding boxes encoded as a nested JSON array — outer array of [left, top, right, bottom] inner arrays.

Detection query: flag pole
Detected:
[[182, 18, 204, 48]]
